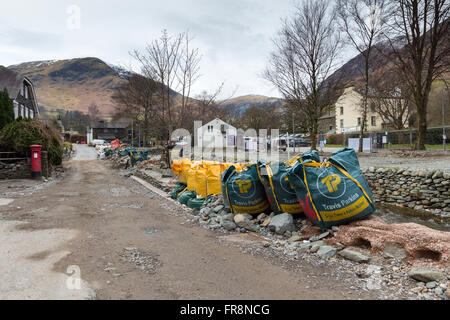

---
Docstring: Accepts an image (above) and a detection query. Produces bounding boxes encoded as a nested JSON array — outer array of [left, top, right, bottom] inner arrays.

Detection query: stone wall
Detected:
[[362, 167, 450, 215], [0, 160, 31, 179]]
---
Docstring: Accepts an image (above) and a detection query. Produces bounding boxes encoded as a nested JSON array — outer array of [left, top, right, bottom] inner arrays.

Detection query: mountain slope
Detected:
[[220, 94, 283, 115], [8, 57, 126, 117]]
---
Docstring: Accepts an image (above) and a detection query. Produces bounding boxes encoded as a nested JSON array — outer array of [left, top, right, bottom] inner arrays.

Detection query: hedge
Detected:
[[0, 119, 63, 166]]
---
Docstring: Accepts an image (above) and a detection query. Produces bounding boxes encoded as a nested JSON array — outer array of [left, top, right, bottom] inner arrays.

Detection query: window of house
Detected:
[[340, 107, 343, 115], [370, 103, 376, 112], [30, 109, 34, 119], [371, 116, 376, 126], [357, 117, 361, 126], [340, 119, 344, 128], [329, 125, 333, 131]]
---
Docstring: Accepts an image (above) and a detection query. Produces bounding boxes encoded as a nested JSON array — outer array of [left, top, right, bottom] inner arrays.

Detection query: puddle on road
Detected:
[[0, 198, 14, 206], [375, 203, 450, 232]]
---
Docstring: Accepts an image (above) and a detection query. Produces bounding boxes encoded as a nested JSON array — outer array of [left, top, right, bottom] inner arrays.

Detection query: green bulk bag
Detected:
[[258, 161, 303, 214], [178, 190, 196, 205], [187, 197, 205, 210], [171, 182, 187, 200], [286, 148, 376, 230], [221, 164, 269, 215]]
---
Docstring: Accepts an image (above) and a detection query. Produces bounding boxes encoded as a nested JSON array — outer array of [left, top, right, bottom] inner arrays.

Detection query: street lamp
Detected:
[[443, 87, 449, 151]]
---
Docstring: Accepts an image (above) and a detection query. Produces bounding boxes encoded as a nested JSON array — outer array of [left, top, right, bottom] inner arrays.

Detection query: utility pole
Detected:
[[292, 114, 295, 153], [443, 88, 448, 151], [131, 119, 134, 146]]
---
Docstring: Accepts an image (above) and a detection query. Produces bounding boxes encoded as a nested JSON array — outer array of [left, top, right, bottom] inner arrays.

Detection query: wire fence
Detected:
[[321, 125, 450, 152]]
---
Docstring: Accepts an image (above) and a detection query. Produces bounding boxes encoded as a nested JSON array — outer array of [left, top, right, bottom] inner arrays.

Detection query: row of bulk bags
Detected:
[[286, 148, 376, 229], [221, 163, 270, 214], [174, 159, 247, 199]]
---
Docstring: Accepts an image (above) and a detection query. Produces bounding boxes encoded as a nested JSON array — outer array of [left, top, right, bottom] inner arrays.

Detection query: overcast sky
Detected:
[[0, 0, 355, 99]]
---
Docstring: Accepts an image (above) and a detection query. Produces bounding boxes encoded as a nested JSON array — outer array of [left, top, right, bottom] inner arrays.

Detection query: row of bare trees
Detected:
[[265, 0, 449, 150]]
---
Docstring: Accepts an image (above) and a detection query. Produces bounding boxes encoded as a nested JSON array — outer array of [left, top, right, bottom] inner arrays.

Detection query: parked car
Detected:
[[289, 138, 311, 147]]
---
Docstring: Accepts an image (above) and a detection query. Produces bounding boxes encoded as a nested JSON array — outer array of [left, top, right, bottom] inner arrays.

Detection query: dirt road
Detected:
[[0, 145, 381, 299]]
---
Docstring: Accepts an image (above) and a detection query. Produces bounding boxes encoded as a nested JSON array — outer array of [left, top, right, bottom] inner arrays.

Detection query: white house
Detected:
[[197, 118, 237, 148], [0, 66, 40, 120]]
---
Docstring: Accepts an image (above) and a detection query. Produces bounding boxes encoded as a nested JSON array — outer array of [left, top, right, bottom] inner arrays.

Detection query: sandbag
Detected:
[[178, 190, 196, 205], [258, 161, 303, 214], [171, 159, 182, 175], [171, 182, 187, 200], [186, 163, 198, 191], [179, 159, 191, 183], [195, 165, 208, 198], [187, 197, 206, 210], [286, 148, 376, 229], [221, 164, 269, 214], [206, 163, 222, 196]]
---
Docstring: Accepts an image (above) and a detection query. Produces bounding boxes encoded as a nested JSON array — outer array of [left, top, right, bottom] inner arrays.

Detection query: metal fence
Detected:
[[323, 125, 450, 151]]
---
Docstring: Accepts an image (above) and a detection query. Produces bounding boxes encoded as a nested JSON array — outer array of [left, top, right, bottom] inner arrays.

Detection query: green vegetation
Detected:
[[383, 144, 444, 150], [0, 88, 14, 130], [0, 119, 63, 165]]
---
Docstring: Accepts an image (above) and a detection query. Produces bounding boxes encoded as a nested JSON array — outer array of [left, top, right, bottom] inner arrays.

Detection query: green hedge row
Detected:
[[0, 119, 63, 166]]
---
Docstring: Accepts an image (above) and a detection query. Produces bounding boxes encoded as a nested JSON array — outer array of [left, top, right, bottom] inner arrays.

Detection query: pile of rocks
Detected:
[[363, 167, 450, 216], [178, 193, 449, 300], [108, 153, 131, 169]]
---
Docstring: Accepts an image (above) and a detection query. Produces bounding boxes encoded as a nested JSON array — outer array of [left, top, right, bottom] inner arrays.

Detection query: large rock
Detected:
[[331, 216, 450, 266], [234, 214, 251, 228], [317, 246, 337, 258], [338, 248, 370, 263], [221, 220, 237, 231], [233, 214, 258, 232], [268, 213, 295, 235], [408, 267, 445, 282]]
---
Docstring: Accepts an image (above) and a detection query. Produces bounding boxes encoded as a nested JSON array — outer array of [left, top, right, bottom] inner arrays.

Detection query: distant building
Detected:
[[87, 120, 129, 143], [335, 86, 406, 133], [0, 66, 40, 119], [197, 118, 237, 147]]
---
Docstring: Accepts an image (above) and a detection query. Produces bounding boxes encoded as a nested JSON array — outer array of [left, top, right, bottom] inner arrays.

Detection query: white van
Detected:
[[92, 139, 106, 147]]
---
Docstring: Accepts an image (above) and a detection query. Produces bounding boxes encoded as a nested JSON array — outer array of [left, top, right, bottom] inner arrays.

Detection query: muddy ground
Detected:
[[0, 146, 427, 300]]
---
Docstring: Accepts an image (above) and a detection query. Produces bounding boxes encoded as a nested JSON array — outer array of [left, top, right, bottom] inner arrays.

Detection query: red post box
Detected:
[[30, 145, 42, 179]]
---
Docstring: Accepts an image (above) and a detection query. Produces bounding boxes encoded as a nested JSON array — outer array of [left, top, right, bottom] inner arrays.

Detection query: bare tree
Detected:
[[264, 0, 342, 150], [238, 105, 282, 132], [176, 31, 202, 128], [383, 0, 450, 149], [131, 30, 184, 141], [112, 74, 161, 145], [130, 30, 203, 145], [87, 103, 100, 125], [369, 70, 412, 130], [336, 0, 392, 152]]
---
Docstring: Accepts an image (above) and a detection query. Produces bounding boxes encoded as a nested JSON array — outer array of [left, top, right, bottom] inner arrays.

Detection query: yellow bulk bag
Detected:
[[179, 159, 191, 183], [206, 164, 222, 196], [186, 164, 198, 191], [195, 166, 208, 198], [172, 159, 182, 175]]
